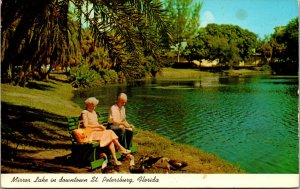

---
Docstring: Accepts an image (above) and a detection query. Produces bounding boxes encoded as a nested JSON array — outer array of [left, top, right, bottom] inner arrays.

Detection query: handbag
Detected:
[[72, 120, 88, 143]]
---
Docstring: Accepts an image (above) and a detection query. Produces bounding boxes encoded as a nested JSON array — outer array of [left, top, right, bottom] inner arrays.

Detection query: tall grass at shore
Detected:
[[1, 73, 244, 173], [156, 67, 268, 79], [156, 68, 215, 79]]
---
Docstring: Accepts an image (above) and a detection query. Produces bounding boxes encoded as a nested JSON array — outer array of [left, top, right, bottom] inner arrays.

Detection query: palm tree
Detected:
[[1, 0, 79, 84], [72, 0, 173, 77], [1, 0, 173, 85]]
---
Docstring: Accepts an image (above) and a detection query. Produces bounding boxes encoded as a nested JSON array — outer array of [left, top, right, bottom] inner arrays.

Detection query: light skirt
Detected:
[[87, 129, 118, 147]]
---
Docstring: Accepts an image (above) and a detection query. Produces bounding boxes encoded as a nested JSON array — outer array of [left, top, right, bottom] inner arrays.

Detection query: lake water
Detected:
[[73, 74, 299, 173]]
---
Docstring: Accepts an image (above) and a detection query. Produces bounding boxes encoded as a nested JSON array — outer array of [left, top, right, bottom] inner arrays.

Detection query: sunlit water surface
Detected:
[[73, 74, 298, 173]]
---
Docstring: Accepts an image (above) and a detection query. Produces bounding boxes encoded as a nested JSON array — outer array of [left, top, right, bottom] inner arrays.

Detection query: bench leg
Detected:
[[90, 158, 105, 170]]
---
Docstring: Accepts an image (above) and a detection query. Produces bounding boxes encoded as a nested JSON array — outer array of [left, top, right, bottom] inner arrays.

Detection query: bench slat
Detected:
[[69, 125, 79, 131], [68, 122, 77, 126]]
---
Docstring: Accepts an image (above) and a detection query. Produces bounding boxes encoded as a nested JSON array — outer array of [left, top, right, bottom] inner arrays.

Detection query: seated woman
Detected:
[[82, 97, 130, 166]]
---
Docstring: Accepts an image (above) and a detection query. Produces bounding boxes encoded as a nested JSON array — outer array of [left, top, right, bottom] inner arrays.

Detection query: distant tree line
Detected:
[[183, 17, 298, 75]]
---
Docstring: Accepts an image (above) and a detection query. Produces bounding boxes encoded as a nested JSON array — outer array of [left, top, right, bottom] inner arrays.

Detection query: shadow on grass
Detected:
[[1, 145, 84, 173], [25, 81, 55, 91], [49, 74, 69, 83], [1, 102, 79, 173]]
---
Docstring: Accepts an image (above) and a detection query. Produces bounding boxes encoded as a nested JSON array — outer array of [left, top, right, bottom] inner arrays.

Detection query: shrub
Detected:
[[145, 56, 162, 77], [119, 56, 147, 80], [261, 65, 271, 72], [68, 64, 104, 88], [99, 69, 119, 83]]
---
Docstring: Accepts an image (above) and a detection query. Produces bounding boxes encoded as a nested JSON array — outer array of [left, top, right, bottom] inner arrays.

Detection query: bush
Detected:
[[261, 65, 271, 72], [68, 64, 104, 88], [145, 56, 162, 77], [118, 56, 147, 80], [99, 69, 119, 83]]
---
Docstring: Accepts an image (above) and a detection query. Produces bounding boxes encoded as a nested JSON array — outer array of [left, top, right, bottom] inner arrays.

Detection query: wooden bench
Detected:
[[66, 112, 137, 170]]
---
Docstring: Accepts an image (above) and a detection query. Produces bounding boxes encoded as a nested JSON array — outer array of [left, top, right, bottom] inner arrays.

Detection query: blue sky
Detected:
[[199, 0, 299, 38]]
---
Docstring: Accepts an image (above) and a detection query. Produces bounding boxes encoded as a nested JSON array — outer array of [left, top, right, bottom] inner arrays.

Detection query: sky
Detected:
[[199, 0, 299, 38]]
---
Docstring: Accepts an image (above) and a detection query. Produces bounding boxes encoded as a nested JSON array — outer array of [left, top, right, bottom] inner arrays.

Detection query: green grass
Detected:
[[157, 67, 268, 79], [1, 73, 244, 173], [133, 129, 243, 173], [1, 76, 81, 116], [156, 68, 216, 79]]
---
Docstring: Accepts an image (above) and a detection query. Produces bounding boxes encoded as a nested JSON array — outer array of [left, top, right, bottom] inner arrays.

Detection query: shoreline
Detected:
[[1, 72, 244, 173], [156, 67, 271, 79]]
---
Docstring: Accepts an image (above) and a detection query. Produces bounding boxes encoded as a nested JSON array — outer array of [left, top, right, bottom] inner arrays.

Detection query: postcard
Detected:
[[1, 0, 299, 188]]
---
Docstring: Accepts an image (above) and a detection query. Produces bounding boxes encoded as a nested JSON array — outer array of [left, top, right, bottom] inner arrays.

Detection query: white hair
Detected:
[[84, 97, 99, 106], [118, 93, 127, 101]]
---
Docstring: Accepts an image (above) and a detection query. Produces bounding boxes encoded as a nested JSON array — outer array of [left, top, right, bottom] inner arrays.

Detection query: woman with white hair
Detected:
[[82, 97, 130, 166]]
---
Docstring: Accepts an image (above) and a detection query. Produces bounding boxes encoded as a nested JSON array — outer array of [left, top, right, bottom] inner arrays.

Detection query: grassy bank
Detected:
[[156, 68, 216, 79], [156, 67, 268, 79], [1, 73, 244, 173]]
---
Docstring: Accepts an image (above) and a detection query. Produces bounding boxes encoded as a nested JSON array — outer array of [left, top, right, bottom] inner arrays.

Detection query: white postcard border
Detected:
[[1, 173, 299, 188]]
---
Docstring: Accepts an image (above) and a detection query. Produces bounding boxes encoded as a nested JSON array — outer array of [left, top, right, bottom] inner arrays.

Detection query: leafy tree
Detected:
[[256, 17, 298, 74], [256, 36, 273, 63], [277, 17, 298, 63], [184, 24, 257, 66], [207, 36, 241, 65], [182, 28, 209, 62], [267, 17, 298, 74], [164, 0, 202, 63]]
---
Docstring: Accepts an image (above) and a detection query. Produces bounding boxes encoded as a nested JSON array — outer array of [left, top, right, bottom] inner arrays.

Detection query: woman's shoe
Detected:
[[119, 148, 131, 154], [115, 161, 122, 166]]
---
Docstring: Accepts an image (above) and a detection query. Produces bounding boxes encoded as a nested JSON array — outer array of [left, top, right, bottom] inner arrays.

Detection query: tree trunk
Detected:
[[177, 42, 181, 63]]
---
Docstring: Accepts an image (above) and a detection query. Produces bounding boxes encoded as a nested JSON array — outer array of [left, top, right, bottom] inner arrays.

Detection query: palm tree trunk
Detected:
[[177, 43, 181, 63]]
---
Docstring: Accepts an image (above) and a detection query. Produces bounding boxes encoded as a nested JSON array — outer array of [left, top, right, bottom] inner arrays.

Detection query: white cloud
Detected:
[[201, 10, 216, 27]]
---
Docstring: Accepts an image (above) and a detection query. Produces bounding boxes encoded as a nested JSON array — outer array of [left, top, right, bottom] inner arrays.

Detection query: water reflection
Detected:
[[73, 75, 298, 173]]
